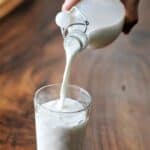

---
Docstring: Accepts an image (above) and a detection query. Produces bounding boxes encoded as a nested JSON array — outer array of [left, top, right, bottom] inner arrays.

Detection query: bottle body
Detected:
[[56, 0, 125, 49], [75, 0, 125, 48]]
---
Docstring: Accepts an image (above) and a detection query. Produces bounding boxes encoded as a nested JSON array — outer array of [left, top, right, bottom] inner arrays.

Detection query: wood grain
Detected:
[[0, 0, 24, 19], [0, 0, 149, 150]]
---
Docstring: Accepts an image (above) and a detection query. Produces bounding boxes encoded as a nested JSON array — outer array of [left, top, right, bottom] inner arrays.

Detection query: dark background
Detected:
[[0, 0, 149, 149]]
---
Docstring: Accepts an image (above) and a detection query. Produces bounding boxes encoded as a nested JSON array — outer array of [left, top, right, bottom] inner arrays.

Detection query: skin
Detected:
[[62, 0, 140, 34]]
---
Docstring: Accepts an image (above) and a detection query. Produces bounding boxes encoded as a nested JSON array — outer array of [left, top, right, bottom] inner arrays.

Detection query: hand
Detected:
[[62, 0, 140, 34], [121, 0, 139, 33]]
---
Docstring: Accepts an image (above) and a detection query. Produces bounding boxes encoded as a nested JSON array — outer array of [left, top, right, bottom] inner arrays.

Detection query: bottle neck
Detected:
[[64, 30, 88, 53]]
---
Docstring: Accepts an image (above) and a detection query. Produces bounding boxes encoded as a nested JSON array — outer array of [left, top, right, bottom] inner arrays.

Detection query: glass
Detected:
[[34, 84, 92, 150]]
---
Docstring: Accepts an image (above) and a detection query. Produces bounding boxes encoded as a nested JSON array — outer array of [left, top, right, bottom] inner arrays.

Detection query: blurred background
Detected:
[[0, 0, 149, 150]]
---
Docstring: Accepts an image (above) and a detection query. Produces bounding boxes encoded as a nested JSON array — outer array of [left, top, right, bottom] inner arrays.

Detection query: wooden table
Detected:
[[0, 0, 150, 149]]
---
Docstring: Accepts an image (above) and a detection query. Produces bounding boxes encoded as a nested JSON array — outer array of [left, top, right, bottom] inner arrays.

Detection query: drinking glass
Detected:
[[34, 84, 92, 150]]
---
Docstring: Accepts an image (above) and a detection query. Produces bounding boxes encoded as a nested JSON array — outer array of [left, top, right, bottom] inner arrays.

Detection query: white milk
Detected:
[[59, 35, 83, 109], [36, 2, 94, 149], [35, 98, 88, 150]]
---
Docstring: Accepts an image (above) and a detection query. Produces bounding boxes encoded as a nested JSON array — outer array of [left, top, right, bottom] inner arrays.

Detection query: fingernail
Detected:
[[62, 4, 66, 11], [62, 3, 70, 11]]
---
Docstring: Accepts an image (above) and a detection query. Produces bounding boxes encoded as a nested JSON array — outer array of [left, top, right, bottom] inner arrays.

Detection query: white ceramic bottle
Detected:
[[56, 0, 125, 50]]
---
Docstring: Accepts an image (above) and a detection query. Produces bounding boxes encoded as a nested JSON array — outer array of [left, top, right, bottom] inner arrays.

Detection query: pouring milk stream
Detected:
[[55, 0, 125, 109]]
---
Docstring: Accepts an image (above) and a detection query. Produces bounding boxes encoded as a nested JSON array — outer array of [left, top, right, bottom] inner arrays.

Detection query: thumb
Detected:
[[62, 0, 80, 11]]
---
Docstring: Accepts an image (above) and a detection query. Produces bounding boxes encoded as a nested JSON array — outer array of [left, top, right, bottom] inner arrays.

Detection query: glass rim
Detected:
[[34, 84, 92, 114]]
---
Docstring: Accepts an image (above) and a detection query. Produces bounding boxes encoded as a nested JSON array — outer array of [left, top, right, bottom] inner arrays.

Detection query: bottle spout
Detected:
[[64, 30, 89, 53]]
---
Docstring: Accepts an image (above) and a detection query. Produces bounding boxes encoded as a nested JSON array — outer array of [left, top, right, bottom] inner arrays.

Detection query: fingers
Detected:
[[123, 15, 138, 34], [121, 0, 139, 33], [62, 0, 80, 11]]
